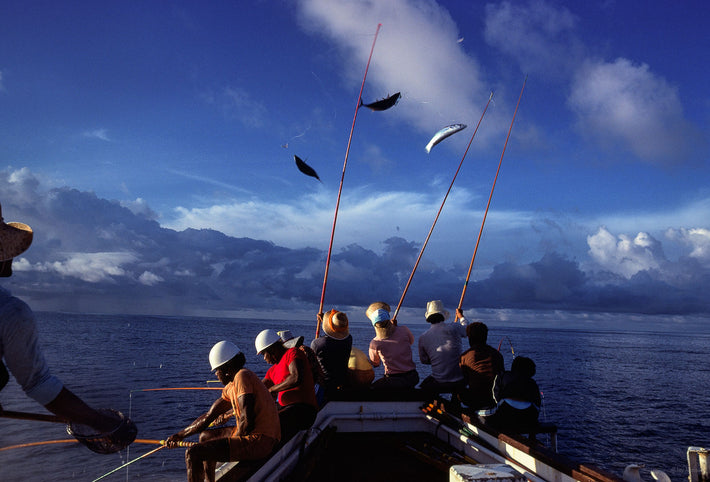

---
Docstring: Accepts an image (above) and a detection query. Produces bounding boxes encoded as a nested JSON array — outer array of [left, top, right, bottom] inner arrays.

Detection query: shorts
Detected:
[[228, 433, 279, 461]]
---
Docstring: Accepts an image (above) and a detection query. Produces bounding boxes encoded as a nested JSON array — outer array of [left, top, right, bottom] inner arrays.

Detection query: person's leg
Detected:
[[185, 428, 231, 482]]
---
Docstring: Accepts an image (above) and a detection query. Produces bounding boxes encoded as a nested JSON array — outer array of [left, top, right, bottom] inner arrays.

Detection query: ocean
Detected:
[[1, 311, 708, 481]]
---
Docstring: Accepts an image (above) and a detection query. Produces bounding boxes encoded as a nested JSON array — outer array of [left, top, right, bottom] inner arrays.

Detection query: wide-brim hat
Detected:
[[0, 205, 33, 261], [277, 330, 304, 349], [424, 300, 449, 321], [322, 310, 349, 339]]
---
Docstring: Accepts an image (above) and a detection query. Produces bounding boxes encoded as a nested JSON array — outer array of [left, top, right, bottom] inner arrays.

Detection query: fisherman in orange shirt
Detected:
[[166, 341, 280, 482]]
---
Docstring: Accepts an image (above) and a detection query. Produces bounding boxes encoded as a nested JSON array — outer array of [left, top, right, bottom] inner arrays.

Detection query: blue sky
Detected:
[[1, 0, 709, 320]]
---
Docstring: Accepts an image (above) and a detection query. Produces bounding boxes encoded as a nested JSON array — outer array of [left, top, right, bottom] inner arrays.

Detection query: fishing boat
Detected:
[[213, 391, 708, 482]]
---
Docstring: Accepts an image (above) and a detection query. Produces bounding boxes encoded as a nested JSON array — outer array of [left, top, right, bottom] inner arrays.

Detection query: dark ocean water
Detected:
[[1, 311, 708, 481]]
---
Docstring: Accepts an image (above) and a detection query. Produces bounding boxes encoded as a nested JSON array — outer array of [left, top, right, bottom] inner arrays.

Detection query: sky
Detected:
[[1, 0, 709, 322]]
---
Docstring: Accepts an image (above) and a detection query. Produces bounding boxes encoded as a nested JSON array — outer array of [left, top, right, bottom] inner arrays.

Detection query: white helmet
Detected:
[[209, 340, 242, 372], [255, 329, 281, 354]]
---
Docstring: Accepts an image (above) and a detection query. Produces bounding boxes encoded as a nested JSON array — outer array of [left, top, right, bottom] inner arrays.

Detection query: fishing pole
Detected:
[[458, 75, 527, 312], [0, 439, 77, 453], [132, 387, 222, 392], [391, 92, 495, 322], [0, 409, 66, 423], [317, 23, 382, 339], [0, 437, 191, 453]]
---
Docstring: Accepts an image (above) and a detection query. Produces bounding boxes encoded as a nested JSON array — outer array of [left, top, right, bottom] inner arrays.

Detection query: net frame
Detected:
[[66, 408, 137, 454]]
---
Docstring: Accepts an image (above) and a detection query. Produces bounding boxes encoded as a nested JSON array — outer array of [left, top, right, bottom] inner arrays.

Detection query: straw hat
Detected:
[[277, 330, 304, 349], [0, 204, 33, 261], [322, 310, 350, 339], [424, 300, 449, 322]]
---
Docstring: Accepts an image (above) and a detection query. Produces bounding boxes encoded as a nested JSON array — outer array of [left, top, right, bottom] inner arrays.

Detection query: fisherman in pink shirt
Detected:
[[367, 306, 419, 390]]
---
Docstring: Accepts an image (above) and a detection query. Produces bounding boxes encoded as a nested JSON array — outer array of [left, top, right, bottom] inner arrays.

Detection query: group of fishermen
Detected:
[[0, 206, 540, 482], [165, 301, 541, 482]]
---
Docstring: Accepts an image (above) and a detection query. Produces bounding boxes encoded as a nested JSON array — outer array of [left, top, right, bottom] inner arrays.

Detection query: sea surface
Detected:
[[1, 311, 708, 481]]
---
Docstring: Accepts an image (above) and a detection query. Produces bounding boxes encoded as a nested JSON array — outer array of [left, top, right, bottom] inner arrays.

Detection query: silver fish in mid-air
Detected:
[[425, 123, 467, 153]]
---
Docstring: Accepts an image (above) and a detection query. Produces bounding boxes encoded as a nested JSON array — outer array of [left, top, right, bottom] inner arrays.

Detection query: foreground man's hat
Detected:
[[0, 204, 33, 261]]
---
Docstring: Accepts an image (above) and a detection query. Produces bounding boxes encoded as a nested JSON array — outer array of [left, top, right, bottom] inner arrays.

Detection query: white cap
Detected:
[[209, 340, 242, 372], [255, 329, 281, 354]]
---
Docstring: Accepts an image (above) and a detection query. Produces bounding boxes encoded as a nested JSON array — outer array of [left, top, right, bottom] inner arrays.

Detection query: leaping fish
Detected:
[[294, 155, 322, 182], [425, 123, 467, 153], [361, 92, 401, 111]]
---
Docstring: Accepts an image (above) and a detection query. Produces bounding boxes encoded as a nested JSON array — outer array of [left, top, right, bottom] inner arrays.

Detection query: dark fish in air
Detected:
[[361, 92, 401, 111], [425, 123, 467, 153], [294, 155, 321, 182]]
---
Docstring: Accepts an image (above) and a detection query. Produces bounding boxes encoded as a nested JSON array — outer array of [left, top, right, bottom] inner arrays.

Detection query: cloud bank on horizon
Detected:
[[2, 167, 709, 317], [1, 0, 708, 319]]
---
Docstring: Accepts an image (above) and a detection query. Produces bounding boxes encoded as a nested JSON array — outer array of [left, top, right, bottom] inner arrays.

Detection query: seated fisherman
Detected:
[[311, 310, 352, 400], [459, 322, 504, 410], [368, 307, 419, 390], [166, 341, 280, 482], [483, 356, 541, 430], [256, 329, 318, 442], [278, 329, 326, 403], [418, 301, 467, 394]]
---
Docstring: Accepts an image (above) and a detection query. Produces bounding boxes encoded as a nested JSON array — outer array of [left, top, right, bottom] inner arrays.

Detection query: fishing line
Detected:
[[458, 75, 528, 311], [93, 440, 197, 481], [392, 92, 495, 322], [317, 23, 383, 338]]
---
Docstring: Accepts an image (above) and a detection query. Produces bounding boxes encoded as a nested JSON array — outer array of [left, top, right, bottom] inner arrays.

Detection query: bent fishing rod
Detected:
[[458, 75, 527, 313], [317, 23, 382, 338], [392, 92, 495, 322]]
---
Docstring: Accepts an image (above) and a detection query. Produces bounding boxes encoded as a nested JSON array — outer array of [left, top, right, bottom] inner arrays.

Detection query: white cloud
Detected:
[[223, 86, 268, 128], [138, 271, 164, 286], [568, 58, 691, 163], [587, 227, 665, 278], [82, 128, 111, 141], [297, 0, 499, 147], [484, 0, 579, 78], [666, 227, 710, 266], [25, 252, 138, 283]]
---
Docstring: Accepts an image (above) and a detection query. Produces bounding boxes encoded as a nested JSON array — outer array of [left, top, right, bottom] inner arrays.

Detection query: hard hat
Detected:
[[255, 329, 281, 354], [209, 340, 242, 372]]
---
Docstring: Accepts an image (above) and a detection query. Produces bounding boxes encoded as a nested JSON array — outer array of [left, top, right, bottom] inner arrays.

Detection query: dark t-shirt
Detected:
[[311, 334, 352, 391], [459, 343, 504, 408]]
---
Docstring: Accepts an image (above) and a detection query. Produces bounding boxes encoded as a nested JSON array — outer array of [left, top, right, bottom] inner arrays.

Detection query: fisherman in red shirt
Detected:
[[256, 329, 318, 442]]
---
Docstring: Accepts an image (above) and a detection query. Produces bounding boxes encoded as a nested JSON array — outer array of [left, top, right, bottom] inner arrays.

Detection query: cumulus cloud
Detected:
[[138, 271, 164, 286], [587, 227, 665, 278], [666, 227, 710, 266], [568, 58, 693, 163], [480, 0, 701, 164]]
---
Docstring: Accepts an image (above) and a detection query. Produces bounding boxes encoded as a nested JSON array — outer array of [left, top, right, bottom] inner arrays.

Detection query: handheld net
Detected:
[[66, 408, 137, 454]]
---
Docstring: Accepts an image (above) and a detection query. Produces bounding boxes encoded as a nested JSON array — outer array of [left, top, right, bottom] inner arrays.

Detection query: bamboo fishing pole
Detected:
[[317, 23, 382, 338], [391, 92, 495, 322], [457, 75, 527, 314]]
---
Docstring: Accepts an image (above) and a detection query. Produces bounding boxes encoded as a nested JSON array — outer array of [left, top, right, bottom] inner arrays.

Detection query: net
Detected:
[[66, 408, 137, 454]]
